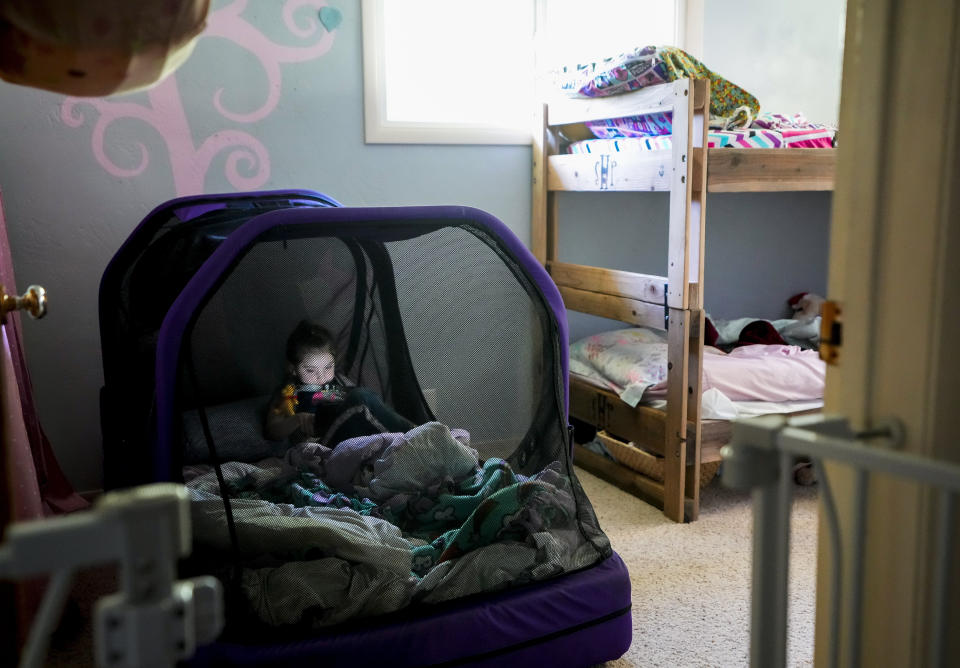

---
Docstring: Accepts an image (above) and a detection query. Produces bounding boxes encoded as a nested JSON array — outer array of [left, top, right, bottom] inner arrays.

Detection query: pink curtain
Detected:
[[0, 189, 87, 517]]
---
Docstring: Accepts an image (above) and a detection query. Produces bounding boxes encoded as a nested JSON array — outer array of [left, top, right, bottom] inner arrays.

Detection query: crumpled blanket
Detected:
[[184, 422, 607, 628]]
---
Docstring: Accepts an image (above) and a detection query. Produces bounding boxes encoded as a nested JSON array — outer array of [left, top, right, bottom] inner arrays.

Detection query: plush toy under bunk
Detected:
[[99, 190, 631, 666]]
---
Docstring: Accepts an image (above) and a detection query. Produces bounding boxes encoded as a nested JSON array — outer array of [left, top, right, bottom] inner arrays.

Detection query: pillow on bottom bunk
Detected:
[[569, 328, 668, 406], [569, 327, 825, 408]]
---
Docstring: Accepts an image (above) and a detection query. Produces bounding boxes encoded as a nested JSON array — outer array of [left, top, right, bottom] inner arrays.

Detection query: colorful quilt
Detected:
[[585, 111, 673, 139], [567, 118, 835, 153]]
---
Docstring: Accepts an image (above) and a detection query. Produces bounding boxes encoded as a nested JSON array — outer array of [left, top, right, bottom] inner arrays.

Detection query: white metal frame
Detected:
[[0, 484, 223, 668], [722, 414, 960, 668]]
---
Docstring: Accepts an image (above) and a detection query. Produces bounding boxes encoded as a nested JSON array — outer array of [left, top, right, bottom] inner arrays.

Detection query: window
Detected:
[[362, 0, 700, 145]]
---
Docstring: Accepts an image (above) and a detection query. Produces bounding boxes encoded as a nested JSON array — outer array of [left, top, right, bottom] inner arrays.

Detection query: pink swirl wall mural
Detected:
[[59, 0, 340, 196]]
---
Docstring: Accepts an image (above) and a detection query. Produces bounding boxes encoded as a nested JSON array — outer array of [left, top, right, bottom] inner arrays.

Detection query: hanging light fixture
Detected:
[[0, 0, 210, 96]]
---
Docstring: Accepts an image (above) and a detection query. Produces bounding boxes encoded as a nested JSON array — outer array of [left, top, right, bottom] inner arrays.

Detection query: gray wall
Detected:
[[561, 191, 833, 342], [0, 0, 843, 492], [703, 0, 845, 126]]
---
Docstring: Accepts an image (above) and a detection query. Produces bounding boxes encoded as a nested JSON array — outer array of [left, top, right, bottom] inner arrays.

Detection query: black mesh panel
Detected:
[[164, 215, 611, 638]]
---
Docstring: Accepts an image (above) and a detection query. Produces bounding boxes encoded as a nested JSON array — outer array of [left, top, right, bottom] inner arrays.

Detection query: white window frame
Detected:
[[361, 0, 703, 145]]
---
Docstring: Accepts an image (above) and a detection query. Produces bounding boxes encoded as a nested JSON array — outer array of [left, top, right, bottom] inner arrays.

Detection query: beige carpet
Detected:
[[577, 466, 819, 668]]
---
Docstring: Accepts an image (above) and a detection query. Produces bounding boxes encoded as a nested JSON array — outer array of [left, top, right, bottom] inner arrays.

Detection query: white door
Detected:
[[817, 0, 960, 664]]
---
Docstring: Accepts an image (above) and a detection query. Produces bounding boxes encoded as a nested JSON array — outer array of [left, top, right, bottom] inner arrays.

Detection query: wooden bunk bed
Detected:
[[531, 78, 836, 522]]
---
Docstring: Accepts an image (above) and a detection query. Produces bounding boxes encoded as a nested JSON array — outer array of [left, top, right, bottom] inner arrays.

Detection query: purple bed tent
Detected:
[[99, 190, 631, 666]]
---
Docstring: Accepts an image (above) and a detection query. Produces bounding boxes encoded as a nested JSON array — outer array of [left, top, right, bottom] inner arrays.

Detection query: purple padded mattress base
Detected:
[[189, 552, 631, 667]]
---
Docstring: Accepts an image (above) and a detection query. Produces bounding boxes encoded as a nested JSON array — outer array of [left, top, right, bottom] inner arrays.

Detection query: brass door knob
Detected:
[[0, 284, 47, 321]]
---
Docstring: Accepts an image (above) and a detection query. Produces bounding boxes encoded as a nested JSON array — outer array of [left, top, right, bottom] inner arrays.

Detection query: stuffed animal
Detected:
[[278, 383, 298, 416], [787, 292, 825, 322]]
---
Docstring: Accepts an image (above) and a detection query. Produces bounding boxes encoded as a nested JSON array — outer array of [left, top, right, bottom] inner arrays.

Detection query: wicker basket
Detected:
[[595, 431, 720, 489]]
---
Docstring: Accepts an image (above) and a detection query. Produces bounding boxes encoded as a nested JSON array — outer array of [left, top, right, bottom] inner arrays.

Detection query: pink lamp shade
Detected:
[[0, 0, 210, 96]]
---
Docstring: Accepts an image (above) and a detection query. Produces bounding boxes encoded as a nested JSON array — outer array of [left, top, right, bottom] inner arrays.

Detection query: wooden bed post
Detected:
[[684, 309, 706, 520], [664, 308, 691, 522], [531, 102, 556, 265], [664, 78, 708, 522], [684, 80, 709, 519]]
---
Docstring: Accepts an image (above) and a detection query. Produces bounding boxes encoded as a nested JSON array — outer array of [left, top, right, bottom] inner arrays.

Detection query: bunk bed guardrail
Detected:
[[722, 413, 960, 668]]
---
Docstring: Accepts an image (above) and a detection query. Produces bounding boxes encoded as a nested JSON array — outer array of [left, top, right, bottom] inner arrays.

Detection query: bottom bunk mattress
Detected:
[[569, 325, 825, 419], [181, 421, 630, 666]]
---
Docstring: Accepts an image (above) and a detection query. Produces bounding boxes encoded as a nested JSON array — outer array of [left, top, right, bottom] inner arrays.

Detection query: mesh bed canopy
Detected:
[[101, 194, 616, 653]]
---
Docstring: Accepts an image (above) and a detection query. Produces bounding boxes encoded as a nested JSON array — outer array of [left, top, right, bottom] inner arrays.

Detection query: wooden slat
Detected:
[[571, 377, 821, 465], [531, 102, 553, 264], [570, 376, 712, 458], [548, 261, 666, 304], [570, 379, 667, 454], [706, 148, 837, 192], [692, 77, 709, 111], [553, 147, 836, 193], [573, 446, 666, 507], [547, 152, 672, 192], [700, 437, 726, 463], [691, 148, 706, 192], [663, 308, 691, 522], [547, 79, 685, 126], [559, 285, 666, 331], [684, 309, 705, 519]]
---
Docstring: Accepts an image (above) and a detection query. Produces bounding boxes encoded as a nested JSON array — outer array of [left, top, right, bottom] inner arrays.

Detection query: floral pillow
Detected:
[[569, 328, 668, 407]]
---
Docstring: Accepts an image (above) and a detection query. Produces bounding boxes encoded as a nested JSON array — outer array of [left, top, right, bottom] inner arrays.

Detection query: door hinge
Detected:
[[820, 300, 842, 365]]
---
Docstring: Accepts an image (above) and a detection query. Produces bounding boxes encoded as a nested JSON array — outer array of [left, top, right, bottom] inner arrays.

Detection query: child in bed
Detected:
[[265, 319, 415, 444]]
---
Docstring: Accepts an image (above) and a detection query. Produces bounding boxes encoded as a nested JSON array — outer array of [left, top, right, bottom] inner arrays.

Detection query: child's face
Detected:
[[295, 349, 335, 386]]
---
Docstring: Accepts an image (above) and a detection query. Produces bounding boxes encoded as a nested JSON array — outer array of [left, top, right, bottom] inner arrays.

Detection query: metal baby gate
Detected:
[[722, 414, 960, 668]]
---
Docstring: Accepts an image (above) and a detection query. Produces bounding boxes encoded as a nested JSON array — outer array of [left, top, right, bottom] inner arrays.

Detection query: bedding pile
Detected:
[[184, 422, 605, 628]]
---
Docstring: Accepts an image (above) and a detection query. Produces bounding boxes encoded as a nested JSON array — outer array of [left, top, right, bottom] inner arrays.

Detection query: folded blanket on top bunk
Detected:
[[569, 326, 825, 410], [553, 45, 760, 125], [567, 111, 836, 153], [552, 45, 837, 151], [184, 422, 603, 628]]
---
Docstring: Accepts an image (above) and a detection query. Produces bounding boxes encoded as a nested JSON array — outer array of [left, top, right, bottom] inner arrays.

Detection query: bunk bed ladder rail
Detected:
[[534, 78, 710, 523], [721, 414, 960, 668]]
